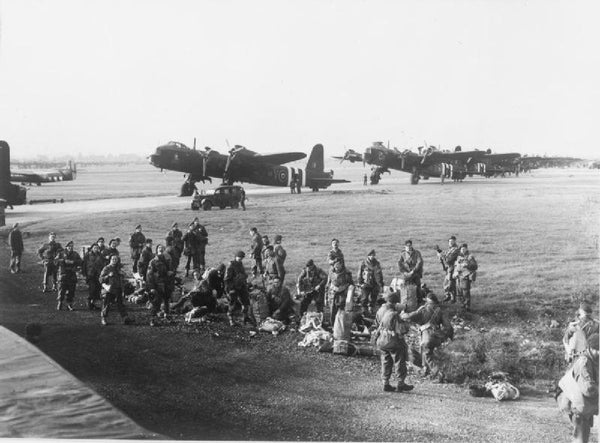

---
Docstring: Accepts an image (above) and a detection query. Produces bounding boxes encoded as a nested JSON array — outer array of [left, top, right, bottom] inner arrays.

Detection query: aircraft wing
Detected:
[[424, 150, 487, 163], [10, 171, 45, 183], [249, 152, 307, 165]]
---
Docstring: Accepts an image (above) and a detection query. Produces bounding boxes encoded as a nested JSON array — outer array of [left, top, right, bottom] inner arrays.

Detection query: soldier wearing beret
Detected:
[[296, 259, 328, 317], [8, 222, 23, 274], [327, 238, 345, 270], [273, 234, 287, 285], [82, 242, 105, 310], [437, 235, 460, 302], [453, 243, 478, 311], [357, 249, 384, 315], [401, 292, 454, 382], [398, 239, 424, 301], [166, 222, 184, 258], [56, 240, 83, 311], [374, 289, 414, 393], [128, 224, 146, 274], [249, 227, 264, 277], [146, 244, 175, 326], [37, 232, 63, 293], [224, 251, 251, 326]]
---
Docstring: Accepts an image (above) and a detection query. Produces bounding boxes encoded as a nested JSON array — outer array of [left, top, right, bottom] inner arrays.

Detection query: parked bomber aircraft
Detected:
[[149, 141, 349, 195], [10, 161, 77, 186], [335, 141, 521, 184]]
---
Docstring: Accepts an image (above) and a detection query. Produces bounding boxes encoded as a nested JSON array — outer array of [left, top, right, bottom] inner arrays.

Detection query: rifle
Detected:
[[434, 245, 447, 272]]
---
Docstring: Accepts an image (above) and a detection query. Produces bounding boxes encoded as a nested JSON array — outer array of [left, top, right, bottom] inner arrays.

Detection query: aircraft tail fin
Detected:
[[306, 144, 325, 172], [305, 144, 349, 190]]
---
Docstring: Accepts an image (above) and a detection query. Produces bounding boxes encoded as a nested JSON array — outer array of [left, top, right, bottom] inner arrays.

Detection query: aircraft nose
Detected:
[[148, 150, 161, 166]]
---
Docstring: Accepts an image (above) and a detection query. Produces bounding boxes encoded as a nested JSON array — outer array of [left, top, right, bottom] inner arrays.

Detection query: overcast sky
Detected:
[[1, 0, 598, 159]]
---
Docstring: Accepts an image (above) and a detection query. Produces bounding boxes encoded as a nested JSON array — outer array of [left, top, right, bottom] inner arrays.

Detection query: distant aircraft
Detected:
[[336, 141, 521, 184], [10, 161, 77, 186], [149, 141, 349, 195]]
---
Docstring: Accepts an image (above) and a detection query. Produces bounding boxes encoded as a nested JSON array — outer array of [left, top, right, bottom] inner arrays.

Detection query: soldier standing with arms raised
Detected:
[[37, 232, 62, 292], [99, 255, 133, 326]]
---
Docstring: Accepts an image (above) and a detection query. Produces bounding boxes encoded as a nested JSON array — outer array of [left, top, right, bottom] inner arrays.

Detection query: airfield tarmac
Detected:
[[1, 165, 599, 441]]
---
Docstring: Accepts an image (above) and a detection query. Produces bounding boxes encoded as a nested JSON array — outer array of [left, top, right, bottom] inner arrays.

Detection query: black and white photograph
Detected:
[[0, 0, 599, 441]]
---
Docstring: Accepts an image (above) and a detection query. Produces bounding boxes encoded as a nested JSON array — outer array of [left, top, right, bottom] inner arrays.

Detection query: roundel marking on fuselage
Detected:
[[277, 168, 288, 184]]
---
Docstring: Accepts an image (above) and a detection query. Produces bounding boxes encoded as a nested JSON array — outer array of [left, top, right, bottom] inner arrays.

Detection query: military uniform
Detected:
[[263, 253, 281, 284], [403, 297, 453, 380], [358, 256, 384, 313], [56, 246, 83, 310], [37, 237, 63, 292], [82, 248, 105, 310], [147, 253, 174, 322], [128, 228, 146, 273], [102, 245, 120, 266], [328, 248, 345, 269], [297, 262, 328, 316], [326, 265, 353, 325], [204, 265, 226, 298], [137, 244, 154, 279], [250, 231, 264, 276], [8, 224, 23, 274], [453, 252, 478, 310], [563, 311, 599, 363], [274, 237, 287, 284], [99, 260, 130, 324], [375, 300, 412, 392], [266, 281, 295, 323], [224, 257, 250, 325], [167, 224, 184, 256], [398, 248, 424, 299], [440, 244, 460, 301]]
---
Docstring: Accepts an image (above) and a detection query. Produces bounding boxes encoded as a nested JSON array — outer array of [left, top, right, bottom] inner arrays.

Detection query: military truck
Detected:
[[191, 185, 244, 210]]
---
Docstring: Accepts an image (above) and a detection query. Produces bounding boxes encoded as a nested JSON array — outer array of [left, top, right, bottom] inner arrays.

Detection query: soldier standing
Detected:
[[96, 237, 107, 261], [167, 222, 184, 257], [165, 235, 181, 274], [37, 232, 63, 292], [56, 241, 83, 311], [398, 240, 424, 301], [147, 244, 175, 326], [224, 251, 251, 326], [8, 222, 23, 274], [437, 235, 460, 302], [137, 238, 154, 280], [328, 238, 345, 270], [102, 238, 120, 265], [182, 223, 197, 276], [401, 292, 454, 382], [249, 227, 264, 276], [195, 221, 209, 271], [261, 235, 271, 261], [326, 259, 354, 326], [82, 243, 105, 310], [357, 249, 384, 315], [128, 224, 146, 274], [273, 234, 287, 285], [296, 259, 328, 317], [453, 243, 478, 311], [374, 290, 414, 393], [99, 255, 133, 326], [263, 245, 280, 285]]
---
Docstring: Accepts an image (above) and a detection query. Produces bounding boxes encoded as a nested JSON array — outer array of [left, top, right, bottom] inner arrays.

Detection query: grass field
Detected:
[[1, 166, 598, 441]]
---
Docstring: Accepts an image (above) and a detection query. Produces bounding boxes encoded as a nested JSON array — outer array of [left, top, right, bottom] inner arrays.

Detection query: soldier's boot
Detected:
[[56, 301, 63, 311], [101, 317, 107, 326], [383, 383, 395, 392], [397, 381, 414, 392]]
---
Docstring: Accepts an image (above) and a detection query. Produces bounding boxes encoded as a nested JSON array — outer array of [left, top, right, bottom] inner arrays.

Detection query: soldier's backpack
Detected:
[[375, 309, 402, 352]]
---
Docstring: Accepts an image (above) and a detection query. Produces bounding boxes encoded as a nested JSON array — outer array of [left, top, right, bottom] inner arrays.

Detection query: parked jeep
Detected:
[[191, 185, 244, 210]]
